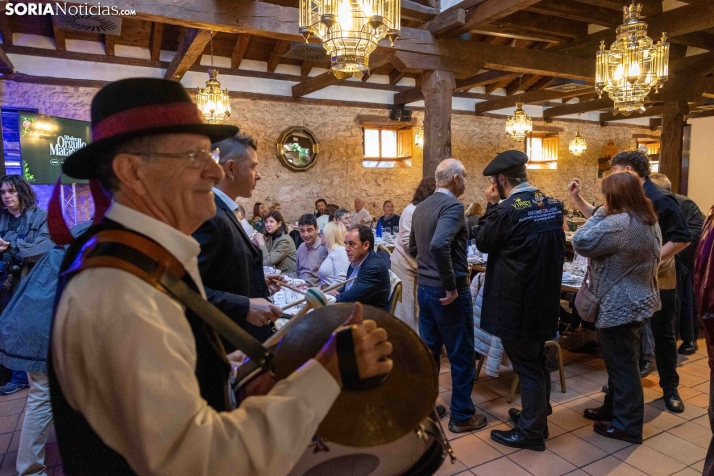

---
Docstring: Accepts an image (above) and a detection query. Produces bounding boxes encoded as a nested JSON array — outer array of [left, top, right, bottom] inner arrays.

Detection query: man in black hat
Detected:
[[47, 78, 393, 475], [475, 150, 565, 451]]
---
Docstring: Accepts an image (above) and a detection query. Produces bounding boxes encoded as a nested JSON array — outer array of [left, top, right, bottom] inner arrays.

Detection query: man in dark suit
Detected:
[[334, 225, 390, 309], [193, 133, 282, 344]]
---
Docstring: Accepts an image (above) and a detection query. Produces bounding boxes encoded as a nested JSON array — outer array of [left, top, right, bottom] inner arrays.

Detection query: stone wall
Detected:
[[0, 80, 652, 223]]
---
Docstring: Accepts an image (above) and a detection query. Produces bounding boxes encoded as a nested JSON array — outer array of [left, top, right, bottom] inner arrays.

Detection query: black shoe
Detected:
[[678, 341, 699, 355], [490, 428, 545, 452], [640, 360, 656, 378], [593, 421, 642, 444], [435, 405, 447, 419], [583, 405, 614, 421], [448, 414, 488, 433], [663, 389, 685, 413], [508, 408, 550, 439]]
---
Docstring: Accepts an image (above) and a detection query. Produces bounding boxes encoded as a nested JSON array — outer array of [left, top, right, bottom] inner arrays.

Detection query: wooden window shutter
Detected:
[[397, 128, 412, 159]]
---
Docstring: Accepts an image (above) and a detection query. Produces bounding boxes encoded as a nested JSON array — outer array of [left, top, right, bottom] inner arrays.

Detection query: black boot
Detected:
[[678, 341, 699, 355], [490, 428, 545, 452], [663, 388, 685, 413]]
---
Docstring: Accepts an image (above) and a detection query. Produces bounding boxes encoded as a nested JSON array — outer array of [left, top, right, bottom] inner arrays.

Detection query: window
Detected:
[[636, 139, 661, 173], [362, 127, 412, 168], [526, 134, 559, 170]]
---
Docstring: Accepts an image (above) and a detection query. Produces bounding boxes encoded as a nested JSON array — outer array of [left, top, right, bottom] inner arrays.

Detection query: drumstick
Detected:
[[279, 276, 357, 311], [270, 279, 306, 295], [265, 288, 329, 347]]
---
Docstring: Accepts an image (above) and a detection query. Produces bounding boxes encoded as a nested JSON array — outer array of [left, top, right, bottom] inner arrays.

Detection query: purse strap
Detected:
[[64, 229, 275, 371]]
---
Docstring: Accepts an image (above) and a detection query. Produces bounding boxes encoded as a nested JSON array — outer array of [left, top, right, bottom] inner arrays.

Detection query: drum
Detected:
[[287, 415, 451, 476]]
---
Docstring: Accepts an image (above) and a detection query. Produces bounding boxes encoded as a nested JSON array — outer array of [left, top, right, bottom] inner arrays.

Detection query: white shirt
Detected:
[[212, 187, 238, 212], [316, 214, 330, 233], [352, 208, 373, 226], [391, 203, 417, 273], [52, 202, 340, 476], [435, 187, 456, 199], [318, 245, 350, 288]]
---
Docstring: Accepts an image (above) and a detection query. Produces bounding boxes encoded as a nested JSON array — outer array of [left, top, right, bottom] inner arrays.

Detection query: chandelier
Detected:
[[506, 103, 532, 142], [195, 32, 231, 124], [595, 2, 669, 115], [569, 114, 587, 156], [299, 0, 400, 79], [414, 127, 423, 150]]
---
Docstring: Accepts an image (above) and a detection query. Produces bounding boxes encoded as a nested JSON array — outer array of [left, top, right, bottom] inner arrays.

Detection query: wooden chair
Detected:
[[506, 340, 566, 403], [388, 281, 402, 315]]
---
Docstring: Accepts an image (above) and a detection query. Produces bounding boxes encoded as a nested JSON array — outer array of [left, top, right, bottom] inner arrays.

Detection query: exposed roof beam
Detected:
[[164, 28, 213, 81], [671, 32, 714, 51], [495, 11, 588, 40], [231, 34, 250, 69], [267, 39, 290, 73], [543, 98, 613, 121], [470, 25, 570, 43], [455, 70, 514, 91], [528, 76, 555, 91], [429, 0, 541, 38], [394, 87, 425, 105], [390, 51, 484, 78], [599, 105, 665, 123], [525, 0, 619, 28], [150, 22, 163, 61], [301, 60, 322, 77], [0, 45, 14, 74], [389, 68, 407, 85], [104, 34, 115, 56], [474, 87, 595, 114], [506, 74, 542, 96], [292, 54, 390, 97], [485, 79, 506, 95], [402, 0, 438, 22], [0, 13, 13, 46], [51, 17, 66, 51]]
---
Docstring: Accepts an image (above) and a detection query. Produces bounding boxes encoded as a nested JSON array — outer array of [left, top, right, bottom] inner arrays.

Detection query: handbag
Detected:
[[574, 262, 639, 323]]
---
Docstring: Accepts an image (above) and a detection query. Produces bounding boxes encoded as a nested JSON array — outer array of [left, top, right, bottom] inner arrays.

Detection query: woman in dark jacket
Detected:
[[253, 211, 296, 273]]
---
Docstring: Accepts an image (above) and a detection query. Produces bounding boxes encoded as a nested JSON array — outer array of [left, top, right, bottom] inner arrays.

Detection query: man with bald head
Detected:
[[352, 198, 373, 226], [409, 158, 487, 433]]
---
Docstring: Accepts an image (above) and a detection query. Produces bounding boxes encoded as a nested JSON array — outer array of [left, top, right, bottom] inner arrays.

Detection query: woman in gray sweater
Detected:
[[572, 171, 661, 445], [253, 211, 296, 273]]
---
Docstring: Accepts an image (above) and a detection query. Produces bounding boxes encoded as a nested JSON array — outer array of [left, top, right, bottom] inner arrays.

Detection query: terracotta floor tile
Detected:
[[14, 413, 24, 432], [434, 458, 468, 476], [443, 412, 501, 441], [642, 388, 666, 404], [0, 451, 16, 476], [614, 443, 688, 476], [439, 372, 454, 390], [470, 384, 501, 405], [563, 471, 590, 476], [648, 399, 707, 421], [642, 423, 664, 440], [478, 397, 520, 423], [691, 414, 710, 428], [549, 386, 584, 405], [474, 423, 521, 456], [507, 449, 576, 476], [437, 391, 453, 410], [562, 396, 604, 415], [471, 456, 532, 476], [477, 377, 513, 398], [677, 372, 708, 388], [565, 376, 604, 396], [675, 386, 703, 401], [643, 404, 687, 430], [672, 467, 703, 476], [0, 433, 10, 455], [572, 425, 633, 454], [565, 362, 601, 376], [691, 382, 710, 394], [643, 431, 708, 465], [580, 370, 610, 386], [679, 363, 711, 379], [641, 376, 660, 389], [0, 415, 19, 435], [449, 434, 502, 468], [0, 389, 28, 403], [0, 400, 25, 418], [549, 405, 592, 432], [668, 422, 712, 449], [545, 422, 569, 440], [581, 456, 648, 476], [690, 459, 705, 472], [547, 432, 608, 467], [684, 393, 710, 408], [7, 431, 19, 453]]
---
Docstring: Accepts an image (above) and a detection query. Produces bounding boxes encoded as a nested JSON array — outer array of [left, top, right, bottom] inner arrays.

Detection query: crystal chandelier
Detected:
[[196, 32, 231, 124], [595, 2, 669, 115], [299, 0, 400, 79], [569, 118, 587, 157], [414, 127, 424, 150], [506, 103, 532, 142]]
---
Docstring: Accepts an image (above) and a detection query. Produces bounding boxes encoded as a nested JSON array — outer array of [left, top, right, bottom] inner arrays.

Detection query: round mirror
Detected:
[[276, 126, 319, 172]]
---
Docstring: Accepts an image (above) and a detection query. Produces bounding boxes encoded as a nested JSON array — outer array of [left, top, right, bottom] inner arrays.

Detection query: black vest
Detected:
[[48, 219, 231, 475]]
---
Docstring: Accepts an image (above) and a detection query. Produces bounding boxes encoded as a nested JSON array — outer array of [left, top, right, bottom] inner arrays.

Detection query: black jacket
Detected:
[[675, 194, 704, 243], [193, 195, 271, 343], [475, 188, 565, 343], [336, 250, 390, 309]]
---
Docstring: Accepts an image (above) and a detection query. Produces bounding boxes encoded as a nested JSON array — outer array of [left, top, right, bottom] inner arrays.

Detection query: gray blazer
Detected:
[[260, 233, 297, 273], [572, 208, 662, 328]]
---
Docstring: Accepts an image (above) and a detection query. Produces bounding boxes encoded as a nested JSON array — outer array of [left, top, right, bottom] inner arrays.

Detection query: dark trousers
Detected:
[[418, 285, 475, 422], [599, 322, 644, 437], [677, 253, 699, 343], [502, 340, 551, 439], [651, 289, 680, 391]]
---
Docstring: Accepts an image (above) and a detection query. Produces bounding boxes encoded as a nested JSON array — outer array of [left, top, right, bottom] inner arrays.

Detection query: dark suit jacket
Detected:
[[193, 195, 271, 343], [336, 251, 390, 309]]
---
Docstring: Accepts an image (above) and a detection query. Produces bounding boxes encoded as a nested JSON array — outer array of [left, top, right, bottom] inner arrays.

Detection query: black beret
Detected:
[[483, 150, 529, 176]]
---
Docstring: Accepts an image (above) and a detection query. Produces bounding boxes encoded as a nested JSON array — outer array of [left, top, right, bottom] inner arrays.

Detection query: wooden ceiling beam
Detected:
[[300, 60, 321, 77], [0, 45, 14, 74], [389, 51, 484, 78], [389, 68, 407, 85], [455, 70, 514, 91], [495, 11, 588, 40], [150, 22, 164, 61], [470, 26, 570, 43], [506, 74, 542, 96], [525, 0, 619, 28], [428, 0, 541, 38], [401, 0, 438, 22], [231, 33, 250, 69], [292, 54, 390, 97], [164, 28, 213, 81], [599, 105, 665, 123], [267, 39, 290, 73], [475, 87, 595, 114], [543, 98, 613, 121], [485, 79, 507, 95], [670, 32, 714, 52], [104, 34, 115, 56], [0, 13, 13, 46], [527, 76, 555, 91], [51, 17, 66, 52], [394, 87, 425, 105]]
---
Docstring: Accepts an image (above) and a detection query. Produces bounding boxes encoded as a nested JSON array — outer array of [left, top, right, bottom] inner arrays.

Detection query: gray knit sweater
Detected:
[[572, 208, 662, 329]]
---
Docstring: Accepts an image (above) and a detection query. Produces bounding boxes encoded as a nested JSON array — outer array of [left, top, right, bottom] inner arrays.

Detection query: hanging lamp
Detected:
[[569, 114, 587, 156], [505, 76, 532, 142], [195, 32, 231, 124]]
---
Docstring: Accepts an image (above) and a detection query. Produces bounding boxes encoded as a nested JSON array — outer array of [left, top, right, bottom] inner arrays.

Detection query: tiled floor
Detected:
[[0, 340, 709, 476], [434, 338, 711, 476]]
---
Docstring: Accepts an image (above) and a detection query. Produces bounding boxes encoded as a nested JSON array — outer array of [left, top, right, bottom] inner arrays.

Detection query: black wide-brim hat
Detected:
[[63, 77, 238, 180]]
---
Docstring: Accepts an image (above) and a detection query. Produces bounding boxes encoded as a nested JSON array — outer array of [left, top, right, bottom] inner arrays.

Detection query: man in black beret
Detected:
[[475, 150, 565, 451]]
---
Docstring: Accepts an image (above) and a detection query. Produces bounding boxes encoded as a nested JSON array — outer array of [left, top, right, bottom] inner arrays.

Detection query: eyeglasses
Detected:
[[127, 148, 220, 169]]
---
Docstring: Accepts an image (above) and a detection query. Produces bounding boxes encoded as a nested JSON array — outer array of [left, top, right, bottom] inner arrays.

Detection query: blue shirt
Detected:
[[345, 255, 366, 291], [212, 187, 238, 212]]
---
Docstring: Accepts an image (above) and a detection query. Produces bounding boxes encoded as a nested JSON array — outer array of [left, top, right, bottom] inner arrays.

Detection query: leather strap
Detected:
[[335, 327, 360, 389], [64, 229, 274, 371]]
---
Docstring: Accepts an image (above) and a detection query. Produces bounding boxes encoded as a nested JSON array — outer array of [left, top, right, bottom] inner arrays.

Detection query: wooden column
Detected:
[[422, 69, 455, 178], [659, 100, 689, 194]]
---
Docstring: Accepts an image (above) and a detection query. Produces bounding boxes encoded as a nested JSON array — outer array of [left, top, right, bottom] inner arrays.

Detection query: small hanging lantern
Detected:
[[505, 103, 532, 142], [196, 32, 231, 124], [569, 114, 587, 156]]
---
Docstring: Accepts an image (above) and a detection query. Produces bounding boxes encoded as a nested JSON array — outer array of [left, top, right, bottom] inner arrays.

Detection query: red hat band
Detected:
[[92, 102, 205, 141]]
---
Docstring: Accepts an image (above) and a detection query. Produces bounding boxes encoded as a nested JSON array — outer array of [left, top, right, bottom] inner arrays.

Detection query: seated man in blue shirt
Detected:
[[333, 225, 390, 309]]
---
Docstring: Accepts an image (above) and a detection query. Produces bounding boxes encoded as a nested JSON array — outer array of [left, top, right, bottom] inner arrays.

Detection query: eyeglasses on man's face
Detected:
[[127, 148, 220, 169]]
